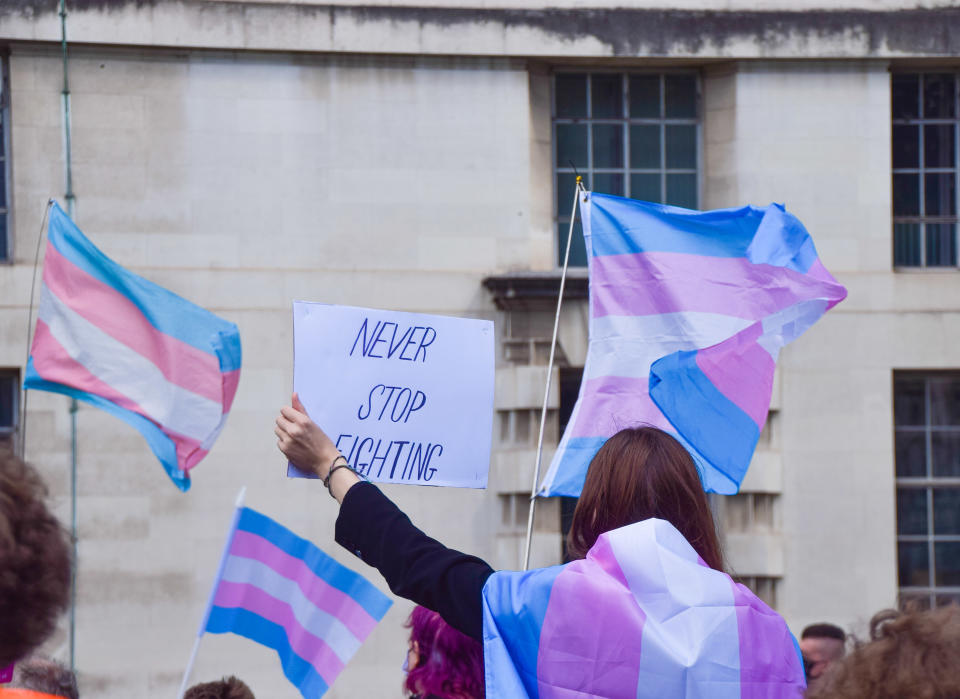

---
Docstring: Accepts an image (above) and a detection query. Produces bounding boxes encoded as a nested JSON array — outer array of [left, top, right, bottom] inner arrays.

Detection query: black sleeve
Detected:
[[334, 481, 494, 641]]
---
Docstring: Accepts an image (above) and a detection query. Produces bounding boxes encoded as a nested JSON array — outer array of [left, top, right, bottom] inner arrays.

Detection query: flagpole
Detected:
[[177, 486, 247, 699], [522, 178, 584, 572]]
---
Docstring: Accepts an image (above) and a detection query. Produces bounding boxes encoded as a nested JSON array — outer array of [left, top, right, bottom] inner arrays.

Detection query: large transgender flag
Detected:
[[201, 505, 392, 698], [24, 202, 241, 490], [540, 193, 847, 496], [482, 518, 806, 698]]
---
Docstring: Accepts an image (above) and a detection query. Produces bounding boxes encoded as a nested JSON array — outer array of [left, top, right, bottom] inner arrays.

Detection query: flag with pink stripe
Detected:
[[482, 518, 806, 698], [24, 202, 241, 490], [540, 193, 847, 496], [201, 506, 391, 698]]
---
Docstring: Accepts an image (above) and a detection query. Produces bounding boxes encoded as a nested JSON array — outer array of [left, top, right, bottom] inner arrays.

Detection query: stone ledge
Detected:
[[482, 269, 588, 311]]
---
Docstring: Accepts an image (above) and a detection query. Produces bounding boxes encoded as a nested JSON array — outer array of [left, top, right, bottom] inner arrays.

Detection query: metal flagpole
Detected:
[[521, 177, 584, 572]]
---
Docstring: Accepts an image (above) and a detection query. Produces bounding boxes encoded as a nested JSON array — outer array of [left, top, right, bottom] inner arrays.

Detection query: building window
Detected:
[[0, 369, 18, 447], [553, 71, 700, 266], [0, 54, 9, 263], [892, 73, 959, 268], [894, 372, 960, 607]]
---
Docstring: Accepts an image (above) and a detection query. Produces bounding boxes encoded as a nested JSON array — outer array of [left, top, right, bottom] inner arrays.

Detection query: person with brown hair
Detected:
[[805, 605, 960, 699], [183, 676, 255, 699], [275, 395, 804, 695], [800, 622, 846, 688], [0, 447, 71, 668], [3, 656, 79, 699]]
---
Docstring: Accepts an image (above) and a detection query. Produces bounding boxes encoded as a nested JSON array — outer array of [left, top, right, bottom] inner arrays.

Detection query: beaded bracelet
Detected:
[[323, 455, 361, 497]]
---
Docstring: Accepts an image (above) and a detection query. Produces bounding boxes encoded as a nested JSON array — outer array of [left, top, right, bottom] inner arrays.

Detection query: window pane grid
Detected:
[[892, 72, 960, 268], [895, 372, 960, 604], [554, 71, 700, 266]]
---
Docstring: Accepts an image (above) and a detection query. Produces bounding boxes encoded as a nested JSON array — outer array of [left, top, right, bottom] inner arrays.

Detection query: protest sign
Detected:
[[289, 302, 494, 488]]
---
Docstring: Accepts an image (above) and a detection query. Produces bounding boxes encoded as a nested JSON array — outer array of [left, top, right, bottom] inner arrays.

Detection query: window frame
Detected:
[[891, 70, 960, 270], [551, 69, 703, 268], [894, 371, 960, 607]]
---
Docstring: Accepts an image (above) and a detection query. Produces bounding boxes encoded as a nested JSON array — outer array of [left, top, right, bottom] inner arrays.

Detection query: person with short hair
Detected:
[[183, 676, 254, 699], [805, 605, 960, 699], [404, 606, 483, 699], [0, 448, 71, 668], [3, 656, 78, 699], [800, 622, 846, 686]]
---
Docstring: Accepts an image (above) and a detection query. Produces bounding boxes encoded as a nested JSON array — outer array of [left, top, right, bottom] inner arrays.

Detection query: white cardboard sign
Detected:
[[289, 302, 494, 488]]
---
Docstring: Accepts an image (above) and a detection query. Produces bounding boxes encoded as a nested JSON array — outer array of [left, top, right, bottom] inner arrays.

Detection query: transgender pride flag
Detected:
[[24, 202, 241, 490], [482, 518, 806, 698], [199, 504, 391, 698], [540, 193, 846, 496]]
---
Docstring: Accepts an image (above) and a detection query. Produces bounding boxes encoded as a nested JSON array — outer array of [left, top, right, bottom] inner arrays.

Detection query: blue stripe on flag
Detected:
[[206, 606, 329, 699], [648, 350, 760, 494], [22, 358, 190, 491], [538, 436, 606, 497], [482, 565, 565, 699], [45, 203, 242, 372], [236, 508, 392, 620], [745, 203, 819, 273]]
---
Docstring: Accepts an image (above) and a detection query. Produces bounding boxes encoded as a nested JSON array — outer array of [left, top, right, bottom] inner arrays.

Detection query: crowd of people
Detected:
[[2, 401, 960, 697]]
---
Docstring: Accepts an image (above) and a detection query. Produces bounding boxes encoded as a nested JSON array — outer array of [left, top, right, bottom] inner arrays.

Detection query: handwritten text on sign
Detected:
[[290, 302, 494, 488]]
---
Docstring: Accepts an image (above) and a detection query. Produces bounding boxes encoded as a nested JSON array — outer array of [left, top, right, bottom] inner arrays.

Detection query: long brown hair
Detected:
[[565, 427, 724, 571]]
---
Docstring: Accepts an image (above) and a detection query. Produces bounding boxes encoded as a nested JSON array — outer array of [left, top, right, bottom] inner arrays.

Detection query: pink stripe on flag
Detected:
[[569, 377, 673, 439], [222, 369, 241, 413], [229, 530, 378, 639], [694, 323, 776, 429], [30, 319, 201, 458], [42, 242, 225, 404], [591, 251, 843, 321], [213, 581, 345, 685], [730, 580, 807, 698]]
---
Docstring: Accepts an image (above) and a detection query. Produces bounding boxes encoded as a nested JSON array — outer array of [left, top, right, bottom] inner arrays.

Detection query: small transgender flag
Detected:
[[24, 202, 241, 490], [482, 518, 806, 698], [540, 193, 847, 496], [197, 498, 392, 698]]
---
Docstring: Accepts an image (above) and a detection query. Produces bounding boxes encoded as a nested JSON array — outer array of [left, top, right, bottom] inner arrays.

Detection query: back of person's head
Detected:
[[183, 676, 254, 699], [806, 604, 960, 699], [800, 622, 847, 683], [566, 426, 723, 569], [404, 606, 483, 699], [8, 656, 78, 699], [802, 623, 846, 642], [0, 447, 71, 666]]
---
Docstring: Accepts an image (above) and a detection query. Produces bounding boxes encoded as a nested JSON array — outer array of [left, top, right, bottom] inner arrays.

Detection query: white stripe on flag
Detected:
[[37, 284, 222, 442], [220, 555, 363, 664]]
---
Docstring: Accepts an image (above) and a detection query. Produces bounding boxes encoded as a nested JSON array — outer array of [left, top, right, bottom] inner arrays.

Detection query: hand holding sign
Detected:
[[289, 303, 495, 488]]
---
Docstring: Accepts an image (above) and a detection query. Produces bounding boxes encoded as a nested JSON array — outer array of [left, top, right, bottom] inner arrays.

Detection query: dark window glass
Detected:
[[558, 220, 587, 267], [892, 74, 920, 120], [932, 432, 960, 477], [630, 125, 660, 169], [927, 223, 958, 266], [0, 164, 5, 209], [892, 125, 920, 169], [895, 431, 927, 478], [899, 541, 930, 587], [933, 488, 960, 534], [556, 173, 580, 216], [593, 173, 624, 197], [631, 173, 661, 203], [930, 378, 960, 425], [893, 174, 920, 216], [665, 124, 697, 169], [0, 373, 15, 429], [934, 542, 960, 586], [592, 124, 623, 168], [895, 377, 926, 425], [591, 74, 622, 118], [666, 173, 697, 209], [897, 488, 929, 535], [665, 75, 697, 118], [894, 223, 923, 266], [555, 74, 587, 118], [923, 74, 955, 119], [924, 124, 956, 169], [629, 75, 660, 118], [925, 173, 956, 216], [556, 124, 588, 169]]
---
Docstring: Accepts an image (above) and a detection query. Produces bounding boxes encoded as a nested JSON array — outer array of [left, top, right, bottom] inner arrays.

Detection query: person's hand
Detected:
[[275, 393, 341, 479]]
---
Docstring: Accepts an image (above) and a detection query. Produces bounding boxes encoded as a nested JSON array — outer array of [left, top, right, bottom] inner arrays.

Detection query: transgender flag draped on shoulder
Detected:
[[24, 202, 241, 490], [539, 193, 846, 496]]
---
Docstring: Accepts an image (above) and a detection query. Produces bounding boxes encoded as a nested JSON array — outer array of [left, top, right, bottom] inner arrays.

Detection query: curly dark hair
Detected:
[[11, 655, 79, 699], [184, 676, 255, 699], [806, 604, 960, 699], [0, 447, 71, 666]]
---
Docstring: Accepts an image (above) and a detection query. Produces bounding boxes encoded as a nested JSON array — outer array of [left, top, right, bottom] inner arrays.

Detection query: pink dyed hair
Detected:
[[404, 606, 484, 699]]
